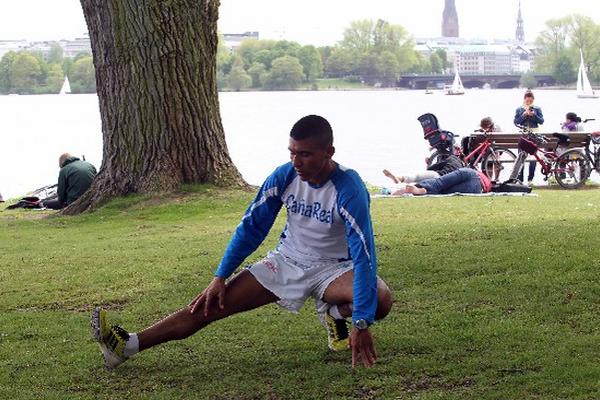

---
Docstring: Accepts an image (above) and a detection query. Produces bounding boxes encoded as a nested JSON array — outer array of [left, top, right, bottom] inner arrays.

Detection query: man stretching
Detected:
[[92, 115, 393, 369]]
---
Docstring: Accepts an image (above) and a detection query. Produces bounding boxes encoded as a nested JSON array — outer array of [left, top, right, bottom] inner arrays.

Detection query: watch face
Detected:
[[355, 319, 368, 329]]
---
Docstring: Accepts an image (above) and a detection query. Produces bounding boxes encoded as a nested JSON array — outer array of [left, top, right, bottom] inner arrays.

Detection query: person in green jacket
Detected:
[[43, 153, 97, 210]]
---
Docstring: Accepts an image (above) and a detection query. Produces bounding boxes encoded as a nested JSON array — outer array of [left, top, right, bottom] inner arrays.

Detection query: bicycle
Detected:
[[578, 119, 600, 176], [584, 132, 600, 176], [508, 126, 589, 189], [427, 129, 517, 183]]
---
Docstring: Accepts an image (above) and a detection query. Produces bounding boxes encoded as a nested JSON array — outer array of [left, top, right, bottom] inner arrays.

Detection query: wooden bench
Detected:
[[467, 132, 590, 151]]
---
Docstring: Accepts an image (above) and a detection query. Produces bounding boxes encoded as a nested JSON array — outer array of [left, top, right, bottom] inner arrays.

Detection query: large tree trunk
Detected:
[[65, 0, 245, 214]]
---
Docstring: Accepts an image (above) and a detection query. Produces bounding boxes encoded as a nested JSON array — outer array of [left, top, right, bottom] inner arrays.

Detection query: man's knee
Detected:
[[375, 283, 393, 320]]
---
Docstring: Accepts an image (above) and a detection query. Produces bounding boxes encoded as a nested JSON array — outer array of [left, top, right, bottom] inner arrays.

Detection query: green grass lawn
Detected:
[[1, 187, 600, 399]]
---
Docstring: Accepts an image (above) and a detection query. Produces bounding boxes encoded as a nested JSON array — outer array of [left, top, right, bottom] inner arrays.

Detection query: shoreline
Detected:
[[2, 85, 588, 96]]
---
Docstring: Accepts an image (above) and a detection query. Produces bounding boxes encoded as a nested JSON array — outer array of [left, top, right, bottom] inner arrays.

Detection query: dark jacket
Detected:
[[58, 157, 97, 205], [514, 105, 544, 129], [428, 154, 464, 176]]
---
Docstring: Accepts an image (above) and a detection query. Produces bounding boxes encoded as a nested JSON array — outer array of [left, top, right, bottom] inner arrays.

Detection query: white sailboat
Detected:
[[59, 76, 71, 95], [576, 49, 598, 99], [446, 69, 465, 95]]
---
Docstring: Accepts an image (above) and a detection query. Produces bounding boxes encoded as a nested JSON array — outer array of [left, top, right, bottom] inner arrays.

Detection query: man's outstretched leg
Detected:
[[91, 270, 278, 369]]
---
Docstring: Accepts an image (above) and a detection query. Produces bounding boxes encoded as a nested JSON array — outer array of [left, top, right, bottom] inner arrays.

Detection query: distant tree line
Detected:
[[0, 43, 95, 94], [217, 18, 450, 91], [534, 14, 600, 85], [4, 14, 599, 95], [218, 14, 600, 91]]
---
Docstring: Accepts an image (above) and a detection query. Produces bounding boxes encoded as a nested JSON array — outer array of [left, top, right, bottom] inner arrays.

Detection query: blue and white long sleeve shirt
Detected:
[[215, 162, 378, 324]]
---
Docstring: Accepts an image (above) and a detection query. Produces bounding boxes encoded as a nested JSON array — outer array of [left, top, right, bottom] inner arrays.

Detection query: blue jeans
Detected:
[[418, 168, 482, 194]]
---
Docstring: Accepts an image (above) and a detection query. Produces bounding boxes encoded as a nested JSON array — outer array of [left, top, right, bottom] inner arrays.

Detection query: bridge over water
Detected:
[[399, 74, 555, 89]]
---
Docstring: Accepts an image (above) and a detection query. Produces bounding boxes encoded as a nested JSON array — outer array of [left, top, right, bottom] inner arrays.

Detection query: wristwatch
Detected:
[[354, 319, 370, 330]]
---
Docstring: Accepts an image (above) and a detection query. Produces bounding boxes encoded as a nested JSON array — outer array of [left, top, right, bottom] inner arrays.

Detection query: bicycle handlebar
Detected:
[[515, 124, 533, 133]]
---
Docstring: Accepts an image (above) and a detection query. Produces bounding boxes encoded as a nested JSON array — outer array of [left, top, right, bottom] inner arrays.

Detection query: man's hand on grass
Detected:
[[350, 327, 377, 368]]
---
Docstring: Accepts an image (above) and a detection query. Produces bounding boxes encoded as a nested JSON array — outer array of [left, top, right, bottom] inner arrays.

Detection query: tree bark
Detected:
[[65, 0, 245, 214]]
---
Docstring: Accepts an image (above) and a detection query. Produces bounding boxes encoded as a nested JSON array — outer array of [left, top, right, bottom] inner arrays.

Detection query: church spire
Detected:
[[442, 0, 459, 38], [516, 0, 525, 43]]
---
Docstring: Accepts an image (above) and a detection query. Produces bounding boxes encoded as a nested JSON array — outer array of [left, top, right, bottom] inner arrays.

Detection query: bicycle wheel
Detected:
[[554, 149, 590, 189], [481, 147, 517, 183]]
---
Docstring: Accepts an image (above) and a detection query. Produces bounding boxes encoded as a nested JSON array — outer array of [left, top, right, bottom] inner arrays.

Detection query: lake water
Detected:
[[1, 89, 599, 199]]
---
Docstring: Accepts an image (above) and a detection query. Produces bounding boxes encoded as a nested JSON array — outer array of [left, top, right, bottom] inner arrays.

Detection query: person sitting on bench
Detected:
[[561, 112, 584, 133], [480, 117, 502, 133]]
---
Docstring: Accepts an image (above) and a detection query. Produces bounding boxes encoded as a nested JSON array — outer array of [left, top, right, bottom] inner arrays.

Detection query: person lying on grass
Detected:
[[391, 167, 492, 196], [92, 115, 393, 370], [382, 153, 463, 185]]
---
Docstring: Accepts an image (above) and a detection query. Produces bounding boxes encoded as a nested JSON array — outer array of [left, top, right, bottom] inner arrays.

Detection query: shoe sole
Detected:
[[328, 339, 350, 352], [90, 307, 103, 343]]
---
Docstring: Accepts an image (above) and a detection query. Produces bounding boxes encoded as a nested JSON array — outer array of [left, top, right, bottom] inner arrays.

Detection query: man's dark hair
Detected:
[[480, 117, 493, 129], [524, 90, 534, 99], [290, 115, 333, 147]]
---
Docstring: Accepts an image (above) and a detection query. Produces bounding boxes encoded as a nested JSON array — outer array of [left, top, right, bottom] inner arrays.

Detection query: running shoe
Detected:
[[320, 311, 350, 351], [91, 307, 129, 369]]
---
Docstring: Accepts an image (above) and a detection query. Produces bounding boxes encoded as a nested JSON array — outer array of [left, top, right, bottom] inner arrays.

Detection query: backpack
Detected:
[[476, 171, 493, 193], [6, 196, 43, 210], [491, 182, 532, 193]]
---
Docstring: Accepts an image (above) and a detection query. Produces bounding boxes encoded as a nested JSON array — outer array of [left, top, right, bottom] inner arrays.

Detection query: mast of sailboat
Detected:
[[577, 51, 584, 93]]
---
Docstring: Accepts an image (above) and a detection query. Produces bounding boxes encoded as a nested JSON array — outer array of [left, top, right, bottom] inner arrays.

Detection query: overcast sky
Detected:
[[0, 1, 598, 45]]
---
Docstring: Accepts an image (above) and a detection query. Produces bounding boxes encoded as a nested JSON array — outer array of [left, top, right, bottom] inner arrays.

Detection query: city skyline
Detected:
[[0, 1, 598, 45]]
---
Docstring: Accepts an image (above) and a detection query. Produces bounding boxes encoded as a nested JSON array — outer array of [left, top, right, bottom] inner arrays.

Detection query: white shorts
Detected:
[[247, 251, 354, 313]]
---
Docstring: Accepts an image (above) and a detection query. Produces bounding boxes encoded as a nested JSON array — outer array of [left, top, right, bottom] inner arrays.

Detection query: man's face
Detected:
[[524, 96, 534, 106], [288, 137, 334, 183]]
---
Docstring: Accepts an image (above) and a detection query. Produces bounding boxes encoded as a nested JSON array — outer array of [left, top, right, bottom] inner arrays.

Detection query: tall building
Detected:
[[442, 0, 459, 38], [453, 45, 520, 75], [515, 0, 525, 43]]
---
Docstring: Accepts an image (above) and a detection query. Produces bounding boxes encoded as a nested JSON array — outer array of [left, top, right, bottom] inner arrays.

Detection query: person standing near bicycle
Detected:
[[514, 90, 544, 184]]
